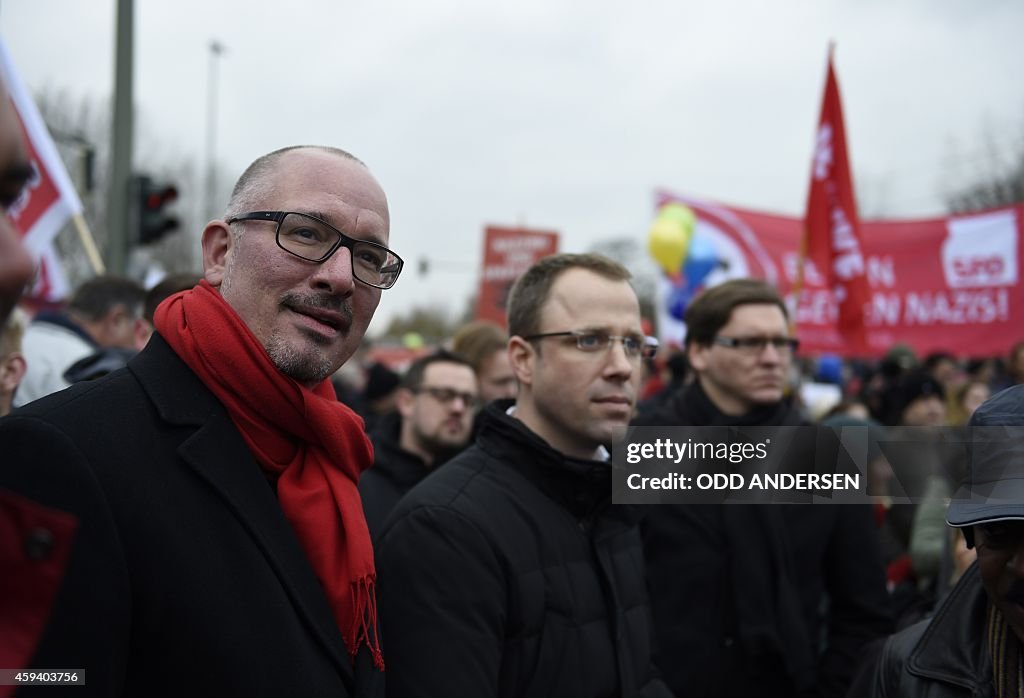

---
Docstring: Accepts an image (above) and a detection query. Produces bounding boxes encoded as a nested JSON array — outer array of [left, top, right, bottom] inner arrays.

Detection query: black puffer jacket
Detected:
[[635, 381, 892, 697], [873, 563, 993, 698], [375, 402, 672, 698]]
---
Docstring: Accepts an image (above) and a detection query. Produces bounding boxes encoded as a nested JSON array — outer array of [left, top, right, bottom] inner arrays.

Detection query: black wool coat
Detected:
[[0, 334, 381, 698], [375, 402, 673, 698], [359, 412, 433, 539]]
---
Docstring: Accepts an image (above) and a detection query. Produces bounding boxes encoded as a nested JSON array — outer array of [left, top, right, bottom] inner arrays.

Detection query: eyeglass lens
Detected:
[[421, 386, 479, 408], [576, 331, 655, 359], [728, 337, 797, 352], [278, 212, 400, 288]]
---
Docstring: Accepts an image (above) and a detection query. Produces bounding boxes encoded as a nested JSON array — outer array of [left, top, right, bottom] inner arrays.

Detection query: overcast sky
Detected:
[[3, 0, 1023, 335]]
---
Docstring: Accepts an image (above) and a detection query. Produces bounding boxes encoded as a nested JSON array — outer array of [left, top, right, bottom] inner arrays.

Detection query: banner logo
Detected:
[[942, 210, 1018, 288]]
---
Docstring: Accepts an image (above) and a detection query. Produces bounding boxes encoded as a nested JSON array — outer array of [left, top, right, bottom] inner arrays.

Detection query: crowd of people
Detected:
[[3, 70, 1024, 698]]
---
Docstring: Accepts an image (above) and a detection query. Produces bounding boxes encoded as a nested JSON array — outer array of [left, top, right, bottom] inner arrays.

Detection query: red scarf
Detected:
[[154, 280, 383, 670]]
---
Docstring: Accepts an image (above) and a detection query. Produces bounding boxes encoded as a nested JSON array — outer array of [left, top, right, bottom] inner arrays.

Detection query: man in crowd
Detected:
[[0, 145, 401, 696], [874, 384, 1024, 696], [451, 320, 517, 404], [14, 274, 145, 406], [883, 370, 948, 428], [1003, 340, 1024, 389], [376, 253, 671, 697], [635, 278, 891, 697], [60, 273, 201, 384], [359, 349, 478, 537]]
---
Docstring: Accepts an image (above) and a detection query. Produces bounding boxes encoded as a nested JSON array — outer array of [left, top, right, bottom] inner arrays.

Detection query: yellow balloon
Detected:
[[647, 217, 688, 274], [659, 203, 697, 239]]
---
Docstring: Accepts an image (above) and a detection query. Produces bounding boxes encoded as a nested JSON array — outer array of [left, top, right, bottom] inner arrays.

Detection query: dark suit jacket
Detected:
[[0, 334, 381, 697]]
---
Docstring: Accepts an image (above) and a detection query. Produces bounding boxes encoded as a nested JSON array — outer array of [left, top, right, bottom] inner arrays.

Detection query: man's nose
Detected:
[[310, 246, 356, 296], [1008, 541, 1024, 574], [759, 341, 784, 364], [604, 340, 635, 377]]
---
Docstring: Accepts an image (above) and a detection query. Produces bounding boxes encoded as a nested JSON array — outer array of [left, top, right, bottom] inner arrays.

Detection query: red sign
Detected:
[[475, 226, 559, 326], [657, 191, 1024, 359]]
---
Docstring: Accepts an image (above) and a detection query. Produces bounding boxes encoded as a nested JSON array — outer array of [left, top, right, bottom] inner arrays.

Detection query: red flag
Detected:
[[0, 38, 80, 301], [801, 47, 870, 353]]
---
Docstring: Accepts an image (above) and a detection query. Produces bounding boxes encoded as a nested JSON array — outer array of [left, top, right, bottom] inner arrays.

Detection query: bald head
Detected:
[[225, 145, 366, 222]]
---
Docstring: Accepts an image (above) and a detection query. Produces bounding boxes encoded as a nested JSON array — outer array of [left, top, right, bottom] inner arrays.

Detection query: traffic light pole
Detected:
[[106, 0, 134, 276]]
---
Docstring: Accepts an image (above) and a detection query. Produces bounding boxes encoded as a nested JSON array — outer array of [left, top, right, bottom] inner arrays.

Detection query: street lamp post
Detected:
[[204, 40, 225, 226], [107, 0, 133, 275]]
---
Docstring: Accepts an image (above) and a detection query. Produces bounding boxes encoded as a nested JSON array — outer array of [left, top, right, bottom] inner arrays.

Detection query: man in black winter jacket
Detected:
[[873, 385, 1024, 698], [634, 278, 892, 698], [375, 253, 672, 697], [359, 350, 478, 537]]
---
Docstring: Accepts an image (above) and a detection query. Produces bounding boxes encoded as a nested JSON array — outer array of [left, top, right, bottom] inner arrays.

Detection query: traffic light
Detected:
[[134, 174, 180, 244]]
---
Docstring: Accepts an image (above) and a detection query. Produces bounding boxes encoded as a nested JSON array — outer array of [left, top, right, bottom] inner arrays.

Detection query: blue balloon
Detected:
[[815, 354, 843, 385], [682, 234, 718, 288], [667, 283, 693, 321]]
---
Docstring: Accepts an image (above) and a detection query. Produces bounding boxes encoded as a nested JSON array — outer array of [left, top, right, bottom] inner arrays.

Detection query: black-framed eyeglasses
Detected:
[[226, 211, 404, 289], [523, 330, 659, 360], [413, 386, 481, 410], [713, 335, 800, 355]]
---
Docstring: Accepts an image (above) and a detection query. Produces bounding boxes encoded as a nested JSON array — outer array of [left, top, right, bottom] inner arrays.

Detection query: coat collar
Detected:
[[665, 380, 806, 428], [128, 334, 355, 682], [476, 401, 636, 524], [32, 310, 97, 349], [907, 563, 991, 692], [369, 412, 435, 489]]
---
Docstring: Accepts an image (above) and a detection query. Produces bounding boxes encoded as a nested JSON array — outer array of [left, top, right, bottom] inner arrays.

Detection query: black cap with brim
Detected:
[[946, 385, 1024, 527], [947, 488, 1024, 528]]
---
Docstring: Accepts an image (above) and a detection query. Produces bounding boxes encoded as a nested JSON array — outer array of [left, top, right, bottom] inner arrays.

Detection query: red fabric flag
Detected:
[[0, 38, 79, 301], [801, 48, 871, 353]]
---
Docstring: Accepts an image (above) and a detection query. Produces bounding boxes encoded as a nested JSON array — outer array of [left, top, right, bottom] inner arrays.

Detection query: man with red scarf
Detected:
[[0, 145, 401, 697]]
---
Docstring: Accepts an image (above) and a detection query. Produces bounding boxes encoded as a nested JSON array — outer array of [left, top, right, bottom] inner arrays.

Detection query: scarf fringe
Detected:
[[345, 575, 385, 672]]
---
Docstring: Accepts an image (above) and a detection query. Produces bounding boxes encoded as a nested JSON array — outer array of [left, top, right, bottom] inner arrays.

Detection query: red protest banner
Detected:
[[475, 225, 559, 326], [800, 48, 871, 353], [656, 190, 1023, 359]]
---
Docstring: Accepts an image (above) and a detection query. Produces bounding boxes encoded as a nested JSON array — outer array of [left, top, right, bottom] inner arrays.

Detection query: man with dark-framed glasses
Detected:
[[376, 253, 672, 697], [359, 349, 479, 538], [0, 145, 396, 696], [634, 278, 891, 698]]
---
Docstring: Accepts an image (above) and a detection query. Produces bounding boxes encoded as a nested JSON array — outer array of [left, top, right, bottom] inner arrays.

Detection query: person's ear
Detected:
[[202, 221, 234, 288], [687, 342, 709, 372], [134, 317, 154, 350], [0, 351, 26, 393], [96, 304, 133, 346], [507, 337, 535, 389], [395, 387, 417, 419]]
